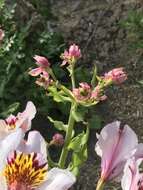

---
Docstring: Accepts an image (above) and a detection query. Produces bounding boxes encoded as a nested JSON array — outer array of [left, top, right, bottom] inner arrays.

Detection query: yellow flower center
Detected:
[[4, 151, 48, 190]]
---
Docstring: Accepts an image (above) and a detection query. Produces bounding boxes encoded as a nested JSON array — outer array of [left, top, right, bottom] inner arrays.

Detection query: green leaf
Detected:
[[0, 102, 20, 117], [48, 86, 70, 103], [0, 0, 5, 9], [72, 147, 88, 166], [88, 115, 102, 129], [68, 126, 89, 152], [138, 80, 143, 85], [72, 107, 87, 122], [48, 116, 67, 131], [69, 134, 88, 175]]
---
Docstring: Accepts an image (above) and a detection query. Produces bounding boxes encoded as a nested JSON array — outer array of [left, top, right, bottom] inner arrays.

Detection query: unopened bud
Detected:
[[52, 133, 64, 146]]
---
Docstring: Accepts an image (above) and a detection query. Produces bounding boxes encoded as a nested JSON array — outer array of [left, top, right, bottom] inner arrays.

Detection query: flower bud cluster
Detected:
[[61, 44, 81, 66], [72, 82, 107, 105]]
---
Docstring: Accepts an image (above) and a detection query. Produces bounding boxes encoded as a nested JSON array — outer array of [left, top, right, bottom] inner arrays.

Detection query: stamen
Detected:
[[4, 152, 48, 190]]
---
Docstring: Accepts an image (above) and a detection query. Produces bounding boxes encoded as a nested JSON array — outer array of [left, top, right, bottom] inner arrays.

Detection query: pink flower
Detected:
[[61, 44, 81, 66], [91, 86, 107, 101], [104, 68, 127, 84], [52, 133, 64, 146], [121, 158, 143, 190], [29, 55, 50, 77], [72, 82, 91, 101], [95, 121, 138, 182], [68, 44, 81, 58], [34, 55, 50, 67], [0, 101, 36, 139], [0, 29, 5, 42], [35, 72, 53, 89]]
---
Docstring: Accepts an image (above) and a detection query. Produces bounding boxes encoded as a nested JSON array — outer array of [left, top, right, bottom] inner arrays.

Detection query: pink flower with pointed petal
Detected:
[[104, 67, 127, 84], [61, 44, 81, 66], [95, 121, 138, 182], [121, 158, 143, 190], [29, 55, 50, 77]]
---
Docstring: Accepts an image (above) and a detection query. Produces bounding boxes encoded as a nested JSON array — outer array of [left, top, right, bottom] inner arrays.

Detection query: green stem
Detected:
[[58, 103, 76, 168], [71, 63, 75, 89], [91, 64, 97, 88], [96, 178, 105, 190]]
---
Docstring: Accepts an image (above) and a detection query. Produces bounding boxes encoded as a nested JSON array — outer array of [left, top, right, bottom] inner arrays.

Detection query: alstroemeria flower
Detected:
[[121, 158, 143, 190], [0, 101, 36, 140], [61, 44, 81, 66], [0, 131, 76, 190], [95, 121, 138, 182], [29, 55, 50, 77], [104, 67, 127, 85]]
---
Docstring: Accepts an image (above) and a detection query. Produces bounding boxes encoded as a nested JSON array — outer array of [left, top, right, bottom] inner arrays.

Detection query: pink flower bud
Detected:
[[68, 44, 81, 58], [104, 67, 127, 84], [0, 29, 5, 42], [52, 133, 64, 146], [33, 55, 50, 68], [61, 44, 81, 66]]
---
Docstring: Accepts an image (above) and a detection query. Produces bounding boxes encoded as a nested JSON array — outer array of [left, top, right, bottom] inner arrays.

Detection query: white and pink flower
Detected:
[[121, 158, 143, 190], [0, 131, 76, 190], [95, 121, 138, 182], [0, 101, 36, 140]]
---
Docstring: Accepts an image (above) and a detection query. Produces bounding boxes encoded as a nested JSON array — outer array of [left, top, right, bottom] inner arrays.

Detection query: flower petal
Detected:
[[0, 176, 7, 190], [29, 67, 43, 76], [133, 143, 143, 160], [39, 168, 76, 190], [0, 120, 8, 140], [0, 128, 24, 171], [16, 101, 36, 131], [95, 121, 138, 181], [18, 130, 47, 159], [121, 158, 143, 190]]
